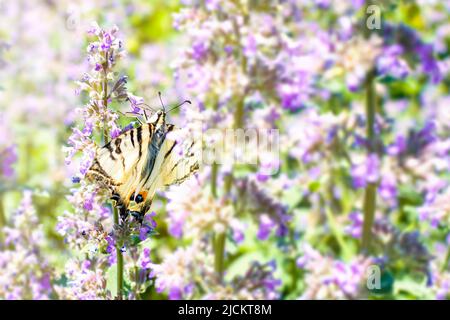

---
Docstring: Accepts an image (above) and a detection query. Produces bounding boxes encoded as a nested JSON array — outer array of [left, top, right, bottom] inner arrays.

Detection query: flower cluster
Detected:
[[0, 0, 448, 300], [0, 191, 54, 299], [149, 239, 281, 300], [59, 23, 152, 299], [297, 245, 373, 299]]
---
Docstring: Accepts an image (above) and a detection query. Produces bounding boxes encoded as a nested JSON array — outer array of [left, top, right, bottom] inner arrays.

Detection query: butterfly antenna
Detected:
[[158, 91, 166, 112], [140, 103, 158, 113], [118, 110, 144, 124], [143, 110, 148, 122], [167, 100, 192, 113]]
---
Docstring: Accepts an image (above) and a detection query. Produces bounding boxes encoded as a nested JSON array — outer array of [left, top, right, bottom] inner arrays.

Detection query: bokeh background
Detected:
[[0, 0, 449, 300]]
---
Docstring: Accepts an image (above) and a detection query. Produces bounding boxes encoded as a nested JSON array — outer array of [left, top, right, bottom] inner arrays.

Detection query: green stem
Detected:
[[108, 132, 123, 298], [361, 70, 377, 255], [0, 193, 5, 245], [113, 205, 124, 299], [234, 96, 245, 130], [442, 244, 450, 272], [101, 57, 124, 299], [211, 163, 218, 198], [214, 232, 226, 282]]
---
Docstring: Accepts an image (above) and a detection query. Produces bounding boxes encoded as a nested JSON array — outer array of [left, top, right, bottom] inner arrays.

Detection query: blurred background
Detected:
[[0, 0, 449, 300]]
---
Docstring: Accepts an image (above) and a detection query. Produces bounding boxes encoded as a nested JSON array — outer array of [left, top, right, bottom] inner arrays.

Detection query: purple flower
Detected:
[[79, 148, 95, 176], [139, 214, 157, 241], [387, 135, 407, 156], [128, 93, 144, 114], [82, 260, 91, 270], [71, 176, 81, 184], [257, 214, 276, 241], [109, 125, 121, 139], [103, 237, 116, 265], [191, 41, 208, 61], [1, 145, 17, 179], [314, 0, 330, 9], [168, 286, 182, 300], [82, 118, 94, 136], [243, 35, 257, 58], [351, 153, 380, 189], [140, 248, 152, 269], [416, 43, 442, 84], [121, 123, 134, 133], [377, 45, 410, 79], [145, 212, 157, 227], [98, 206, 111, 219], [101, 33, 112, 51], [278, 80, 310, 111], [87, 43, 98, 53], [345, 211, 363, 239], [230, 220, 245, 244], [205, 0, 220, 11], [87, 22, 101, 36], [379, 175, 397, 205], [83, 192, 96, 211], [168, 220, 183, 238]]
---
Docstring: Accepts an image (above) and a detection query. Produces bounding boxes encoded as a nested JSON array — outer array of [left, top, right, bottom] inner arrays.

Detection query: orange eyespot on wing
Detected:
[[129, 190, 148, 204]]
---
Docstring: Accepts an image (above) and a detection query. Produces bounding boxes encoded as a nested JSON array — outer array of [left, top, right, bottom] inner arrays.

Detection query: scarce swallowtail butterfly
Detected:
[[86, 98, 201, 223]]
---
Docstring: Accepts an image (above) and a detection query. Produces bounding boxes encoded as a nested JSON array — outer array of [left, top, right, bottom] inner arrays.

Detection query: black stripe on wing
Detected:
[[140, 124, 175, 184], [137, 126, 143, 159]]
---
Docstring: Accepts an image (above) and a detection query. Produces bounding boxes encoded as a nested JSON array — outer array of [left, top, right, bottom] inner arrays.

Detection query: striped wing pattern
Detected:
[[87, 113, 200, 220]]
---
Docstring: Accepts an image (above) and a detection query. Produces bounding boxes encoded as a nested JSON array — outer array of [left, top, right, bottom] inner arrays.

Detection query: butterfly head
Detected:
[[127, 190, 152, 223], [147, 109, 166, 128]]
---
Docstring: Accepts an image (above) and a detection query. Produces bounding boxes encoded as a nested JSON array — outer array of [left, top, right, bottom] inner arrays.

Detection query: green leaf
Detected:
[[106, 265, 117, 297], [308, 181, 321, 193], [394, 277, 434, 299], [282, 186, 303, 209], [398, 185, 423, 206]]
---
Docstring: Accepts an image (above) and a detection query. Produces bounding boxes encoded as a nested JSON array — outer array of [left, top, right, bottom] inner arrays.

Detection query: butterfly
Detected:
[[86, 97, 201, 223]]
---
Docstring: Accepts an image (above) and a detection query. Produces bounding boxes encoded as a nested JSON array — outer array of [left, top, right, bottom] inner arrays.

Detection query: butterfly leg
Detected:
[[130, 211, 144, 224]]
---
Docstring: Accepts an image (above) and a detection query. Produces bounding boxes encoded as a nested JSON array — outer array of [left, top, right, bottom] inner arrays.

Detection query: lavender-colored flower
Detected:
[[387, 135, 407, 156], [127, 93, 144, 114], [344, 211, 364, 239], [257, 214, 276, 241], [297, 244, 373, 299], [377, 45, 410, 79], [351, 153, 380, 189], [379, 174, 397, 205], [140, 248, 152, 269], [0, 191, 54, 299], [418, 185, 450, 228]]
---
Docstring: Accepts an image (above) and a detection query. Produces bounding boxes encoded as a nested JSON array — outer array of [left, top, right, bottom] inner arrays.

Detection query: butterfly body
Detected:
[[87, 109, 200, 222]]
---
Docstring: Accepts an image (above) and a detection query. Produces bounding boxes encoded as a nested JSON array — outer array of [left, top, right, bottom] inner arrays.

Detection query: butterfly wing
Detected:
[[127, 124, 201, 216], [87, 114, 201, 220], [87, 124, 153, 207], [160, 126, 201, 187]]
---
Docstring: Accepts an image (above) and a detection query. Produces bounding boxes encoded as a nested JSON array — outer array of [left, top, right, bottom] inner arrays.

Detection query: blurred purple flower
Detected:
[[83, 191, 96, 211], [379, 174, 398, 205], [1, 145, 17, 179], [351, 153, 380, 189], [128, 93, 144, 114], [387, 135, 407, 156], [345, 211, 363, 239], [377, 45, 410, 79], [257, 214, 276, 241], [140, 248, 152, 269]]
